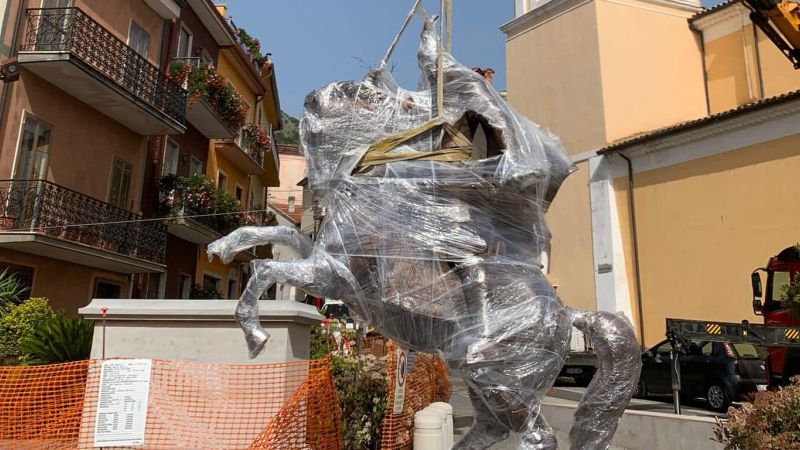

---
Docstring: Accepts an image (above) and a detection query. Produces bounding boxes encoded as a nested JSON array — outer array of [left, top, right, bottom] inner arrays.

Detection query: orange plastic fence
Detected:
[[0, 358, 341, 449], [379, 341, 452, 450]]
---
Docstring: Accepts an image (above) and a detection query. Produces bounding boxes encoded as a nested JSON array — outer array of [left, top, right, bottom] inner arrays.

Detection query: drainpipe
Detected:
[[752, 23, 765, 99], [690, 24, 711, 116], [619, 153, 646, 348], [0, 1, 27, 152]]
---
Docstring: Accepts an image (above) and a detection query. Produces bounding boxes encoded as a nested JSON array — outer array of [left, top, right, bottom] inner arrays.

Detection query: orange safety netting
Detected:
[[379, 341, 452, 450], [0, 358, 341, 449]]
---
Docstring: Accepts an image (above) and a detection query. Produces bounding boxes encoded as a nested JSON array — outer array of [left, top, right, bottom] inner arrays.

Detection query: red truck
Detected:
[[752, 245, 800, 386]]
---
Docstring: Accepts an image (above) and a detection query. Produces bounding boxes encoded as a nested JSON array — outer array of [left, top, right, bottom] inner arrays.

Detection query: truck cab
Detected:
[[752, 245, 800, 385]]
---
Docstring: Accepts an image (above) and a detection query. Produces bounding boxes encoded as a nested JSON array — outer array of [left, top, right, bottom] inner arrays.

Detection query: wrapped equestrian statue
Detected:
[[208, 9, 641, 450]]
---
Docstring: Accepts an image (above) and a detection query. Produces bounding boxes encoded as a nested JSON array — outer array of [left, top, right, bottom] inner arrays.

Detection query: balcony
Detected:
[[215, 123, 271, 176], [0, 180, 167, 273], [263, 126, 280, 187], [170, 58, 244, 139], [18, 8, 187, 135], [158, 175, 258, 262]]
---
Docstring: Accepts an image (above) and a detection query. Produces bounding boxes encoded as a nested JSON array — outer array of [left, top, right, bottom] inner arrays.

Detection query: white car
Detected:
[[320, 300, 354, 329]]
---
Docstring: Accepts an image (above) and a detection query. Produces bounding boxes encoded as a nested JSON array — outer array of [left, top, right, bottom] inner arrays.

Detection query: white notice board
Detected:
[[93, 359, 152, 447]]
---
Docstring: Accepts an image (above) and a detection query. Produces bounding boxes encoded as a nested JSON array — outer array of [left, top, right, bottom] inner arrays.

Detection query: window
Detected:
[[162, 139, 179, 175], [655, 341, 671, 359], [202, 274, 220, 293], [227, 268, 239, 299], [0, 263, 34, 303], [732, 343, 768, 360], [179, 274, 191, 299], [701, 341, 714, 356], [201, 49, 214, 68], [94, 280, 123, 299], [14, 113, 51, 180], [288, 196, 296, 213], [235, 185, 243, 203], [227, 278, 237, 299], [128, 21, 150, 58], [772, 271, 791, 303], [108, 157, 133, 209], [43, 0, 72, 8], [189, 156, 203, 176], [217, 171, 227, 191], [177, 26, 192, 58]]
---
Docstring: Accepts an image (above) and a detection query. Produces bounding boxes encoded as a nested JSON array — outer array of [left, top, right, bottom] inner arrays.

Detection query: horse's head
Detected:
[[300, 14, 574, 208]]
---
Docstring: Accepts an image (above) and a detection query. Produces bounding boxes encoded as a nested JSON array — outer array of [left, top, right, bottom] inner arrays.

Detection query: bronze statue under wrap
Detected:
[[208, 11, 641, 450]]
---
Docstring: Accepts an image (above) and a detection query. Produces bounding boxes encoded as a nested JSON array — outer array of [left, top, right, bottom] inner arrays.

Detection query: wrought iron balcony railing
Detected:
[[21, 7, 187, 126], [240, 135, 265, 168], [0, 180, 167, 264]]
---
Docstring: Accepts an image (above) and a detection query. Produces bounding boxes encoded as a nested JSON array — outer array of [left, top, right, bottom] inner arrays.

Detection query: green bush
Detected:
[[0, 298, 56, 364], [312, 323, 387, 449], [331, 354, 387, 450], [190, 283, 223, 300], [714, 377, 800, 449], [19, 313, 93, 365], [310, 324, 335, 359]]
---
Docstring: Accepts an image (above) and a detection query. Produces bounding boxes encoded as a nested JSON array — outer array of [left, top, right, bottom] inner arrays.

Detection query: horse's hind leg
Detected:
[[453, 385, 510, 450], [454, 260, 571, 450]]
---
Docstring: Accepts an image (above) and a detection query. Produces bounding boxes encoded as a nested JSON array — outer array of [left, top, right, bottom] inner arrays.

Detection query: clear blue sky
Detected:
[[226, 0, 722, 118], [225, 0, 513, 118]]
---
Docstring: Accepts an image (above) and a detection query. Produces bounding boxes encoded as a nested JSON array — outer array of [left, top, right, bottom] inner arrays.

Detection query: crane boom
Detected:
[[744, 0, 800, 68]]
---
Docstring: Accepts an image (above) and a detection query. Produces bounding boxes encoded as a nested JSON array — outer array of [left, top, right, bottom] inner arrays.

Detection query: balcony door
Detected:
[[38, 0, 73, 51], [13, 113, 51, 181], [125, 21, 150, 98], [4, 114, 52, 230]]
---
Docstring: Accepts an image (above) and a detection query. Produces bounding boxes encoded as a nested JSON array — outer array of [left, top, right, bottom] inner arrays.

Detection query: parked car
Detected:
[[635, 339, 768, 411], [320, 300, 354, 329]]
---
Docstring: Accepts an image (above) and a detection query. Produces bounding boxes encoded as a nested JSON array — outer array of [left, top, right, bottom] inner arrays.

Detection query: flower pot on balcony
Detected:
[[100, 240, 119, 253], [0, 216, 15, 230], [78, 233, 98, 246]]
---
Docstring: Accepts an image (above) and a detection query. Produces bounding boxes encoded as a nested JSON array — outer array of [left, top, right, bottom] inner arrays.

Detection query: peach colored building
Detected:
[[505, 0, 800, 346], [267, 143, 306, 301], [0, 0, 185, 313], [0, 0, 281, 311]]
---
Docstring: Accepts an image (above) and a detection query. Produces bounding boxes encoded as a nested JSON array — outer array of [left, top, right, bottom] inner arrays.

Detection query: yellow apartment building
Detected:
[[194, 6, 281, 299], [504, 0, 800, 346]]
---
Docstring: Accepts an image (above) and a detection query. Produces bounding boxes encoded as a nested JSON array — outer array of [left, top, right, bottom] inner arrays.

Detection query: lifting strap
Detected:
[[364, 0, 462, 169], [357, 117, 473, 168]]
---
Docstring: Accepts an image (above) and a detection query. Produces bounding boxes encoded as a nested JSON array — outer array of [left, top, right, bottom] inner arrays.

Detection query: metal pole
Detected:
[[101, 307, 107, 359], [670, 349, 681, 415]]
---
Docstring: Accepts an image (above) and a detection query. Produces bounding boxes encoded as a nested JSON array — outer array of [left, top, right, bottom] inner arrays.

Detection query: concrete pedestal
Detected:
[[79, 299, 323, 364]]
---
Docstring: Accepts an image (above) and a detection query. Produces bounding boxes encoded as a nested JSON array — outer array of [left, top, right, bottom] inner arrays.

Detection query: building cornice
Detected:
[[602, 92, 800, 161], [691, 0, 748, 30], [501, 0, 593, 38], [502, 0, 699, 37]]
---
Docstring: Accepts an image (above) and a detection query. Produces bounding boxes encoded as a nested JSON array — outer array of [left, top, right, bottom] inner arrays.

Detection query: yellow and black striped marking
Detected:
[[706, 323, 722, 335], [786, 329, 800, 341]]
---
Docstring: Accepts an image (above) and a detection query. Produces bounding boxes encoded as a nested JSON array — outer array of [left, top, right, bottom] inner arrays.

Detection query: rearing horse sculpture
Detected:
[[208, 12, 640, 450]]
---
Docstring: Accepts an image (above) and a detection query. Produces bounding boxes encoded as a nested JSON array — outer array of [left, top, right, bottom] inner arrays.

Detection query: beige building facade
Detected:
[[505, 0, 800, 346]]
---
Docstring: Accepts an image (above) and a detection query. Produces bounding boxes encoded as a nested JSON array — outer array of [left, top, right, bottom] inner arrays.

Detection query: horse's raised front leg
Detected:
[[233, 250, 357, 358], [207, 225, 314, 264]]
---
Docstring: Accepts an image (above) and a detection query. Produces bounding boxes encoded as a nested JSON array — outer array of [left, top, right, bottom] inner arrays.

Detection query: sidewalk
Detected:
[[449, 377, 722, 449]]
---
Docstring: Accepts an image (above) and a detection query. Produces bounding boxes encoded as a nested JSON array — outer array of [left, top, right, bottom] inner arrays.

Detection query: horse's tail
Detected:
[[568, 310, 641, 449]]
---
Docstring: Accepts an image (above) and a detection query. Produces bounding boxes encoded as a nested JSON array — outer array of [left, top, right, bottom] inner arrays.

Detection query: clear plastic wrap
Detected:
[[209, 8, 640, 449]]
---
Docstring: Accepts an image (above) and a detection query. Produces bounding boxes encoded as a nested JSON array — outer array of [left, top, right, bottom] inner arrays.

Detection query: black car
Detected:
[[635, 339, 768, 412]]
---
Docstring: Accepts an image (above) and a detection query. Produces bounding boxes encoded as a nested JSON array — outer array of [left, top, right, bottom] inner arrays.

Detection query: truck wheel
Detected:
[[706, 383, 730, 412], [633, 377, 646, 399], [784, 359, 800, 385]]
